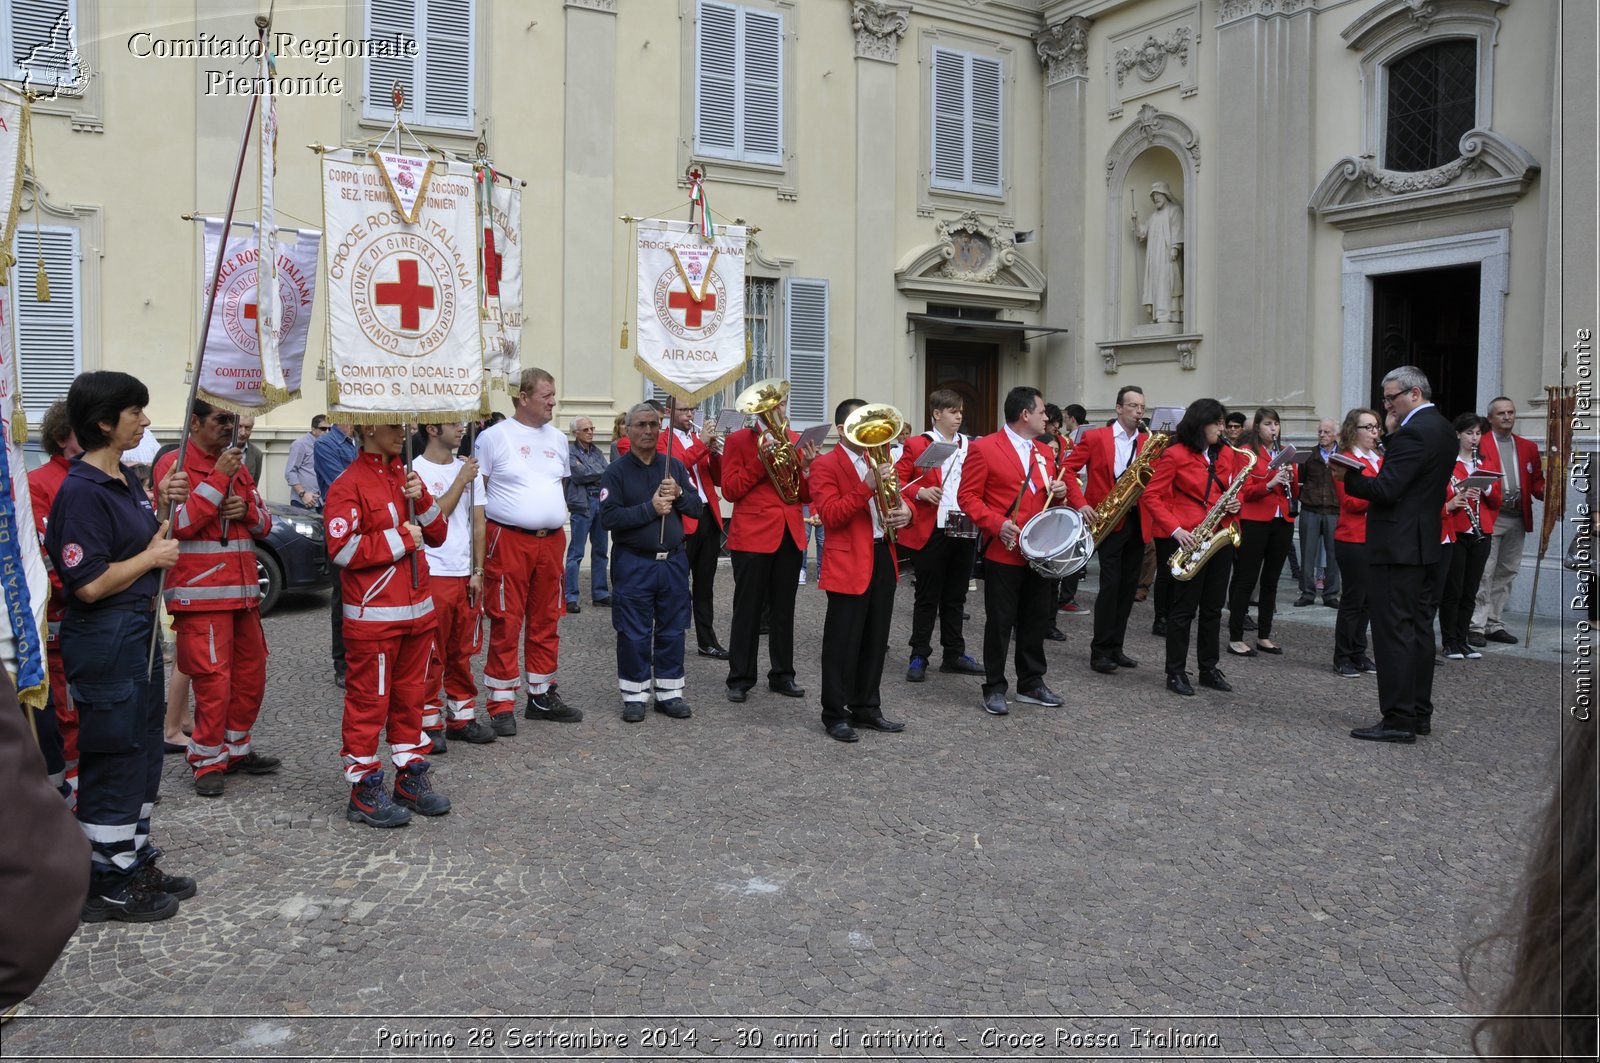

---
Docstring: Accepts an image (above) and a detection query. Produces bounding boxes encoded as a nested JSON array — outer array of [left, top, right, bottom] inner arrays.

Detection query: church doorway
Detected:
[[924, 339, 999, 436], [1370, 265, 1481, 421]]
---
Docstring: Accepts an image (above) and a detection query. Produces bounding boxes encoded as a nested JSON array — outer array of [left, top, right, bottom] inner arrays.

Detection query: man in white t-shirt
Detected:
[[471, 368, 581, 731], [413, 421, 494, 753]]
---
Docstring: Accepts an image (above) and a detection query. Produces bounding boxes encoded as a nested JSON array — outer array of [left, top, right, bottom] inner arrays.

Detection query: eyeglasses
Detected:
[[1357, 423, 1380, 431], [1380, 390, 1408, 406]]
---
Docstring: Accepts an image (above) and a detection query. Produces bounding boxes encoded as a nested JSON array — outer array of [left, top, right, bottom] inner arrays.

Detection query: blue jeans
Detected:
[[565, 494, 610, 604]]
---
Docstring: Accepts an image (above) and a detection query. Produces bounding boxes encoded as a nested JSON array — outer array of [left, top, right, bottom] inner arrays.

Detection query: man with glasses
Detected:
[[1470, 396, 1544, 646], [286, 415, 327, 510], [1295, 419, 1342, 607], [1332, 367, 1456, 743], [563, 417, 611, 613]]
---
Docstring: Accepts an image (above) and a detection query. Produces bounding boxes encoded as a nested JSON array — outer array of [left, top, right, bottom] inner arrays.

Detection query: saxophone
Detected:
[[1088, 428, 1171, 546], [1169, 444, 1258, 581]]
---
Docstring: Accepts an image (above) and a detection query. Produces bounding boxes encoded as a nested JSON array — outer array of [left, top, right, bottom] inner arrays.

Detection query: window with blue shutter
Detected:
[[10, 225, 80, 420], [783, 278, 828, 428], [930, 47, 1003, 196], [695, 1, 783, 166], [364, 0, 474, 131]]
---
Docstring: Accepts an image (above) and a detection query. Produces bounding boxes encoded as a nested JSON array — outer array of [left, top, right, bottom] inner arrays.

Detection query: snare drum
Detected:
[[1018, 507, 1095, 579], [942, 511, 978, 539]]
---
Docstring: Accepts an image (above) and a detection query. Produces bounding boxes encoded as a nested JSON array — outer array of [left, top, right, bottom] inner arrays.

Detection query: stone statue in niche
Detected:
[[1131, 181, 1183, 326]]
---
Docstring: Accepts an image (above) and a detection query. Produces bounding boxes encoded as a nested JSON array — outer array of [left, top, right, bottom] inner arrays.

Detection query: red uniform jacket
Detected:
[[1334, 451, 1381, 543], [1238, 446, 1301, 523], [154, 441, 272, 612], [893, 431, 965, 551], [669, 428, 724, 534], [811, 445, 904, 595], [1448, 453, 1502, 536], [957, 429, 1060, 567], [720, 425, 810, 553], [1060, 424, 1150, 536], [28, 455, 71, 628], [325, 451, 448, 640], [1144, 443, 1248, 540], [1477, 433, 1538, 530]]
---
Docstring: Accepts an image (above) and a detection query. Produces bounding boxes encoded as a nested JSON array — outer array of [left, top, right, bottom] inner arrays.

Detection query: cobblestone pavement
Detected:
[[7, 562, 1576, 1061]]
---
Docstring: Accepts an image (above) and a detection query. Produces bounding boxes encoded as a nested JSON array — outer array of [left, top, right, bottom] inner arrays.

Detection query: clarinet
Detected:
[[1467, 442, 1484, 536]]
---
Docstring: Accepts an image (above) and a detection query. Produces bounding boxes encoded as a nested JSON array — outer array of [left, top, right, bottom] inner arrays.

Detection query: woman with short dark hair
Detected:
[[1439, 413, 1499, 660]]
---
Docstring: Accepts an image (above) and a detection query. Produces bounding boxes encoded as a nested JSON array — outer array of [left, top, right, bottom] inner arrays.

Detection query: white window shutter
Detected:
[[366, 0, 417, 123], [784, 278, 828, 428], [11, 226, 80, 420], [9, 0, 72, 85], [969, 55, 1002, 193], [931, 48, 968, 188], [695, 1, 738, 156], [740, 9, 782, 164], [421, 0, 473, 129]]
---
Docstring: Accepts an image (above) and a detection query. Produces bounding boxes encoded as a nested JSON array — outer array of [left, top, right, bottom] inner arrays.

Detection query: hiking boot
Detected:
[[194, 771, 225, 797], [225, 751, 281, 775], [489, 711, 518, 737], [526, 686, 583, 722], [653, 698, 692, 719], [449, 718, 497, 744], [424, 728, 448, 755], [622, 701, 647, 723], [393, 763, 451, 817], [82, 876, 180, 923], [347, 772, 412, 828], [135, 861, 198, 901]]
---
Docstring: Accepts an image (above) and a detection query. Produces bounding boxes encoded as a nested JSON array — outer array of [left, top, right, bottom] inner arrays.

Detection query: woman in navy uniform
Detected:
[[45, 371, 192, 923]]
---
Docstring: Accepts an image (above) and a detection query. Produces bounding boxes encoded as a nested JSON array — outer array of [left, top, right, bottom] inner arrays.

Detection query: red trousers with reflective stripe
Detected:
[[484, 523, 565, 708], [175, 609, 267, 776], [424, 574, 480, 728], [340, 624, 432, 783], [46, 640, 78, 791]]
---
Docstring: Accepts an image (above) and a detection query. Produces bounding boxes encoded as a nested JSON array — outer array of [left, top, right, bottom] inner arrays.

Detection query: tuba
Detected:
[[1088, 427, 1171, 546], [842, 403, 906, 543], [1169, 444, 1258, 581], [735, 377, 803, 504]]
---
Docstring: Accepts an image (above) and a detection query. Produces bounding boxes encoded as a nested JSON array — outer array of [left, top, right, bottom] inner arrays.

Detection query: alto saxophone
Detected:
[[1169, 444, 1258, 581], [1088, 428, 1171, 546]]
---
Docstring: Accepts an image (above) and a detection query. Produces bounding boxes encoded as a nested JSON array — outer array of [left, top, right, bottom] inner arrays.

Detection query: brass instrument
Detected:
[[1170, 444, 1258, 581], [735, 377, 803, 504], [1088, 427, 1171, 545], [842, 403, 907, 543]]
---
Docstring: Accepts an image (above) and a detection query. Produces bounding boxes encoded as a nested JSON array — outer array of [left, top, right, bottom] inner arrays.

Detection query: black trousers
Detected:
[[1333, 539, 1371, 668], [1091, 518, 1144, 658], [728, 538, 802, 691], [981, 560, 1053, 696], [328, 542, 346, 675], [684, 515, 723, 650], [821, 542, 897, 725], [1228, 518, 1294, 641], [1160, 537, 1233, 675], [907, 529, 976, 661], [1152, 546, 1175, 623], [1368, 557, 1447, 729], [1440, 533, 1491, 646]]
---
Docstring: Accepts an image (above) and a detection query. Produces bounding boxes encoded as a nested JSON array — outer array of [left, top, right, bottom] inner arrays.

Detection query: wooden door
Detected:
[[924, 340, 999, 436]]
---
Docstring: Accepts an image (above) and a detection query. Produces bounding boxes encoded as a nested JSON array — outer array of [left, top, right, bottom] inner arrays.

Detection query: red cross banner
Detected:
[[198, 218, 320, 414], [478, 174, 522, 395], [634, 218, 748, 404], [321, 149, 483, 422]]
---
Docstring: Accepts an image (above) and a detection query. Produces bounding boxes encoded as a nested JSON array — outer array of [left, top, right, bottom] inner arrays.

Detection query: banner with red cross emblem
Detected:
[[322, 149, 483, 422], [477, 172, 522, 397], [197, 219, 320, 414], [634, 218, 748, 404]]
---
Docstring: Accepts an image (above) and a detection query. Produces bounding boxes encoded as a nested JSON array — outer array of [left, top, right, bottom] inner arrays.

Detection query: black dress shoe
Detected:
[[566, 600, 581, 614], [1198, 668, 1232, 692], [1335, 662, 1361, 678], [698, 644, 730, 660], [726, 687, 749, 703], [1166, 671, 1194, 696], [1112, 653, 1138, 668], [1414, 719, 1431, 735], [824, 721, 860, 743], [1151, 618, 1168, 637], [1255, 642, 1284, 655], [1485, 629, 1518, 644], [768, 679, 805, 697], [1226, 644, 1258, 658], [1351, 723, 1416, 744], [1293, 595, 1314, 607], [852, 714, 904, 733], [1045, 627, 1067, 642], [1090, 657, 1118, 674]]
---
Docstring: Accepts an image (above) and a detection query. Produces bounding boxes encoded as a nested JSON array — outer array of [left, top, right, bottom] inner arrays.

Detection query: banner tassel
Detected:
[[33, 259, 48, 302], [619, 319, 629, 350], [183, 360, 194, 386], [10, 399, 26, 445]]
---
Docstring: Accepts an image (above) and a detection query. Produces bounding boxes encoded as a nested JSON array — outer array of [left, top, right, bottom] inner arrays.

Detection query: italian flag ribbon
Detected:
[[689, 173, 715, 242]]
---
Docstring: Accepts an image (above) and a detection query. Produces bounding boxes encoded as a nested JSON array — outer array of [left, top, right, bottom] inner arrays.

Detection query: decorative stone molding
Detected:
[[852, 1, 911, 62], [1309, 128, 1539, 231], [1098, 335, 1201, 374], [1113, 27, 1192, 89], [1035, 16, 1090, 86], [564, 0, 617, 11], [895, 213, 1046, 310], [1217, 0, 1312, 27], [1106, 104, 1200, 183]]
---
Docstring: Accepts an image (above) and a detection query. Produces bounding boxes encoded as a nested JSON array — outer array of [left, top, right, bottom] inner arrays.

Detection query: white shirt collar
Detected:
[[1400, 401, 1434, 427]]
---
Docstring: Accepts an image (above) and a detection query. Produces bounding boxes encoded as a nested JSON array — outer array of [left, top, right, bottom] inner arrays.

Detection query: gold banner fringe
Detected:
[[330, 408, 485, 426], [196, 387, 302, 418], [633, 354, 749, 408]]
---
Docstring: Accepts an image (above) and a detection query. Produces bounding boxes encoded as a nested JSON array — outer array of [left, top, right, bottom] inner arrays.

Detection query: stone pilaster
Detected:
[[1037, 16, 1091, 406], [853, 2, 909, 400], [562, 0, 617, 418]]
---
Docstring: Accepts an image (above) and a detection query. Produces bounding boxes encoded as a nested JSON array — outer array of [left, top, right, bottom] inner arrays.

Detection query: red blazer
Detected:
[[1334, 451, 1381, 543], [811, 445, 903, 595], [1478, 432, 1542, 532], [720, 425, 810, 553], [28, 454, 71, 626], [894, 432, 964, 551], [1143, 443, 1248, 540], [668, 429, 725, 534], [957, 429, 1059, 567], [1060, 424, 1149, 536], [1448, 453, 1503, 536], [1238, 446, 1300, 523]]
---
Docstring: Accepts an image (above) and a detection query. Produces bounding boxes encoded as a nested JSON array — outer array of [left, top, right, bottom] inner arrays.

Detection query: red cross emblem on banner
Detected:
[[482, 229, 502, 298], [375, 259, 436, 330], [667, 286, 717, 328], [243, 302, 257, 321]]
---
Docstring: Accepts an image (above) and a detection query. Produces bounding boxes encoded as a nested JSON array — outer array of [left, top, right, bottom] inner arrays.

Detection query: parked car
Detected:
[[255, 503, 332, 615]]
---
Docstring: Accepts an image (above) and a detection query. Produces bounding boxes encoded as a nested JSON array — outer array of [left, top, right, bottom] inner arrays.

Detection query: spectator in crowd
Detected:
[[564, 416, 611, 613], [1296, 418, 1342, 607], [285, 415, 327, 510], [1471, 396, 1544, 646], [314, 421, 358, 687]]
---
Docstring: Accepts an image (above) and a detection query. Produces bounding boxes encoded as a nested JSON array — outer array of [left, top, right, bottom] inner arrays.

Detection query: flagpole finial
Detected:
[[392, 82, 405, 114]]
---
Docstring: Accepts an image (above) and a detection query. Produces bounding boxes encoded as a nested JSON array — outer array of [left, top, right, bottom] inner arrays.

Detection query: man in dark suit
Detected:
[[1333, 366, 1458, 743]]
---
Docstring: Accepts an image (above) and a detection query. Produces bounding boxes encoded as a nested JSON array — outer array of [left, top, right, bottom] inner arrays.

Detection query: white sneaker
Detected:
[[798, 569, 807, 585]]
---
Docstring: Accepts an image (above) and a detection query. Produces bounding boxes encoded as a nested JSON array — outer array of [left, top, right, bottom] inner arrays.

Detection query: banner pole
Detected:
[[405, 425, 420, 589], [149, 14, 269, 678]]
